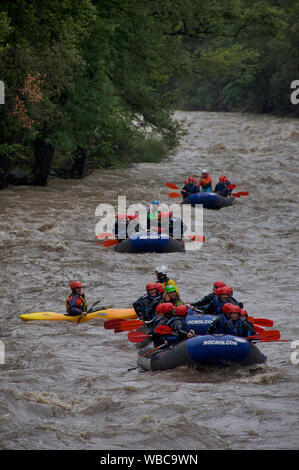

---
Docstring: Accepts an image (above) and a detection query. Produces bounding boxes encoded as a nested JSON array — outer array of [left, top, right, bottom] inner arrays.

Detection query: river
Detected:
[[0, 111, 298, 450]]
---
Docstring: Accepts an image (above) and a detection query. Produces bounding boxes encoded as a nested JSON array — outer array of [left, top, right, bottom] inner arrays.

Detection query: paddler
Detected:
[[214, 175, 232, 197], [198, 169, 212, 192], [165, 305, 195, 345], [155, 265, 179, 294], [224, 305, 256, 338], [189, 281, 226, 311], [207, 302, 232, 334], [150, 303, 176, 347], [133, 282, 162, 322], [164, 284, 184, 307], [181, 177, 200, 199], [66, 281, 87, 317]]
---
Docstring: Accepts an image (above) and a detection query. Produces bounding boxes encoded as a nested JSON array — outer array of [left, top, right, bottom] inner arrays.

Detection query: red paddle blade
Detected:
[[186, 234, 206, 243], [227, 184, 236, 190], [96, 232, 114, 240], [248, 316, 274, 327], [115, 320, 144, 332], [166, 182, 179, 190], [154, 325, 173, 335], [254, 325, 266, 334], [104, 319, 122, 329], [128, 331, 149, 343], [168, 192, 181, 198], [232, 191, 249, 198], [103, 239, 119, 247]]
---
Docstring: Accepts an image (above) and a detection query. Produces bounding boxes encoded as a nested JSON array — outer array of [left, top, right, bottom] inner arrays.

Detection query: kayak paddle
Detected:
[[231, 191, 249, 198], [166, 182, 179, 190], [128, 325, 173, 343], [248, 317, 274, 327]]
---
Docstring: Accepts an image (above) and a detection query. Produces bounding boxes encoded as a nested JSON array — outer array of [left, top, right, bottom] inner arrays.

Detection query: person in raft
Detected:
[[155, 265, 179, 294], [207, 302, 232, 334], [133, 282, 162, 322], [114, 213, 140, 240], [66, 281, 87, 317], [181, 177, 200, 199], [188, 281, 226, 312], [214, 175, 232, 198], [224, 305, 257, 338], [163, 284, 184, 307], [198, 169, 212, 192], [165, 305, 196, 346], [206, 286, 243, 315]]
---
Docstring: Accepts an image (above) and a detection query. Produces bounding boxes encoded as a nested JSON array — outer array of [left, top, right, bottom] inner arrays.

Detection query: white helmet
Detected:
[[155, 265, 168, 275], [202, 169, 208, 174]]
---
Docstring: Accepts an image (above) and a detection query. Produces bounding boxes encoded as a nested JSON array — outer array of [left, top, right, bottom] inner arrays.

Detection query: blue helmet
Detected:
[[152, 200, 159, 205]]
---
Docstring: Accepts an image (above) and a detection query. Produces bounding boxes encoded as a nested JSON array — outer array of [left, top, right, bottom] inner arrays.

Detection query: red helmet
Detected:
[[213, 281, 226, 289], [175, 305, 188, 316], [240, 309, 248, 317], [220, 286, 233, 295], [219, 175, 228, 183], [157, 285, 165, 294], [222, 303, 241, 314], [70, 281, 83, 290], [185, 179, 188, 184], [155, 303, 174, 315], [146, 282, 158, 292]]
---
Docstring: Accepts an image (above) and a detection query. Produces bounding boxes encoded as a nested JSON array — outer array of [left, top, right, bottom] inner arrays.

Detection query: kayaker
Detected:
[[198, 170, 212, 192], [66, 281, 87, 317], [207, 303, 232, 334], [214, 175, 232, 197], [224, 305, 256, 338], [189, 281, 226, 311], [155, 265, 179, 294], [133, 282, 162, 322], [164, 284, 184, 307]]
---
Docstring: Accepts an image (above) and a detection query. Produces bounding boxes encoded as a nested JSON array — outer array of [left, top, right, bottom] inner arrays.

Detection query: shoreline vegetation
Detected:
[[0, 0, 298, 189]]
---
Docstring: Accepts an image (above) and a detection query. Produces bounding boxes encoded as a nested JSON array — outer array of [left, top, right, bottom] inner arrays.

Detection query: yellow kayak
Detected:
[[20, 308, 137, 322]]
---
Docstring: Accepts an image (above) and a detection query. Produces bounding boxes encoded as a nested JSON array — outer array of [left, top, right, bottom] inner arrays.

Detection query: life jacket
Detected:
[[224, 318, 246, 337], [133, 293, 161, 321], [66, 293, 87, 315], [199, 174, 212, 189], [159, 278, 179, 294], [208, 314, 229, 334]]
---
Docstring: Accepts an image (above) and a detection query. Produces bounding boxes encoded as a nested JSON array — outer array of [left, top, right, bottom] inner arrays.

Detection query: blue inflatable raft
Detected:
[[182, 192, 235, 210], [137, 334, 267, 371], [115, 232, 185, 253]]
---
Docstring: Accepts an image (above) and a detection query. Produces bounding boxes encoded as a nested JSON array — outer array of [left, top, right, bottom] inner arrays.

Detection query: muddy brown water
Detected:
[[0, 111, 298, 450]]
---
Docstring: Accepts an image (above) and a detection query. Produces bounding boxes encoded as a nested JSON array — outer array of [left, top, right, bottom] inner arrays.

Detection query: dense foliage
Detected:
[[0, 0, 298, 188]]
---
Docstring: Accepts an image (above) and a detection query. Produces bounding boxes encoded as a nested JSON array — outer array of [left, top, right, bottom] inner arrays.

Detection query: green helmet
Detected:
[[165, 285, 176, 294]]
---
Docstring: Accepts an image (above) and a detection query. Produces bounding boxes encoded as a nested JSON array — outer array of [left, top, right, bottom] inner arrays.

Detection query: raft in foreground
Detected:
[[115, 232, 185, 253], [137, 334, 267, 371], [182, 192, 235, 210]]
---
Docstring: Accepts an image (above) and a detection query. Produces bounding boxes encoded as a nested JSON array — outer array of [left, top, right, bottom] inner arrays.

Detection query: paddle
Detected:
[[168, 192, 181, 198], [128, 325, 173, 343], [103, 239, 119, 248], [114, 320, 144, 333], [231, 191, 249, 198], [246, 330, 281, 341], [227, 184, 236, 190], [253, 325, 266, 334], [141, 344, 166, 357], [185, 234, 206, 243], [166, 182, 179, 190], [248, 316, 274, 327]]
